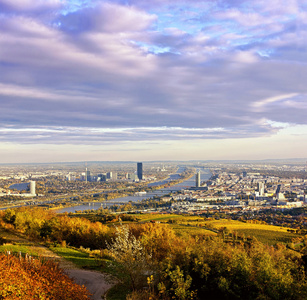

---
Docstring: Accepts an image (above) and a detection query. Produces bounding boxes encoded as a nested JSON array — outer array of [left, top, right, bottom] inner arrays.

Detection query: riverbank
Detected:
[[56, 169, 210, 214]]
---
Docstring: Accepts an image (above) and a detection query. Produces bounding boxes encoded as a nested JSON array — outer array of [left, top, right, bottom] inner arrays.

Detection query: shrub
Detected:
[[0, 253, 91, 299]]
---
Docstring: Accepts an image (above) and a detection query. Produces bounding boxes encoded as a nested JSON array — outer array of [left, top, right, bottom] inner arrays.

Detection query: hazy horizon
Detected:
[[0, 157, 306, 166]]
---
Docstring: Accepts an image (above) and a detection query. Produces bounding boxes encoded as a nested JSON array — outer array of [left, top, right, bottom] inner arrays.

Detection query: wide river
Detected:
[[56, 167, 211, 213]]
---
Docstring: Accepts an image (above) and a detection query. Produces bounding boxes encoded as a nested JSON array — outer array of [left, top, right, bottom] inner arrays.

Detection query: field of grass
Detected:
[[170, 223, 217, 237], [113, 214, 299, 245], [0, 244, 38, 256], [200, 219, 297, 245], [235, 229, 297, 245], [0, 228, 40, 256], [107, 213, 299, 245], [49, 246, 99, 269], [204, 219, 290, 232], [134, 213, 184, 223]]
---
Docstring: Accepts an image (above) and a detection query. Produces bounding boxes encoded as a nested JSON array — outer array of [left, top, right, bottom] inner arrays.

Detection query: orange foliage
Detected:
[[130, 223, 184, 261], [0, 253, 91, 299], [41, 214, 112, 248], [1, 208, 112, 249]]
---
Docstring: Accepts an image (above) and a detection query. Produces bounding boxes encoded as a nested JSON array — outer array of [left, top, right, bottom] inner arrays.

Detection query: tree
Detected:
[[107, 224, 152, 290]]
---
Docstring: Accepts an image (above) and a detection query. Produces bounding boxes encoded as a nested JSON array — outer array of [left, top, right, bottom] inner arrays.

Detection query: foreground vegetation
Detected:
[[0, 252, 91, 299], [1, 207, 307, 299]]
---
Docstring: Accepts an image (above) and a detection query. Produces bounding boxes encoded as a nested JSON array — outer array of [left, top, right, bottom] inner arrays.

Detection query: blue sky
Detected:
[[0, 0, 307, 163]]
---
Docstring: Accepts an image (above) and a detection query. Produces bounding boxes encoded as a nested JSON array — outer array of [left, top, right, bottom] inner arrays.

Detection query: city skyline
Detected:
[[0, 0, 307, 163]]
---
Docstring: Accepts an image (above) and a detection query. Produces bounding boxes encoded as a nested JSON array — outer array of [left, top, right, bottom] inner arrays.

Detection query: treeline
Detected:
[[1, 208, 307, 299], [0, 207, 112, 249], [108, 198, 172, 212], [0, 252, 91, 299]]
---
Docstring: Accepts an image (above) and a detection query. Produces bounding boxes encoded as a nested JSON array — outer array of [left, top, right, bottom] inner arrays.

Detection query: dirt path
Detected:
[[66, 269, 115, 300], [35, 246, 115, 300], [0, 230, 116, 300], [34, 246, 116, 300]]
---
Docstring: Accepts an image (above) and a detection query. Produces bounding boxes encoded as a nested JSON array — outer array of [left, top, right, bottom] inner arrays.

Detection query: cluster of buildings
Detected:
[[73, 169, 118, 182], [66, 162, 144, 182], [168, 170, 307, 213]]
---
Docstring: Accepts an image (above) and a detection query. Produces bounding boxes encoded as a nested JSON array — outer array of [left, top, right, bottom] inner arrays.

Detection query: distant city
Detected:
[[71, 162, 143, 183], [0, 160, 306, 214]]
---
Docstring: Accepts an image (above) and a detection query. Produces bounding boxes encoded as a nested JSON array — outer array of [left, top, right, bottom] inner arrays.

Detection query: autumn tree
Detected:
[[107, 224, 152, 290]]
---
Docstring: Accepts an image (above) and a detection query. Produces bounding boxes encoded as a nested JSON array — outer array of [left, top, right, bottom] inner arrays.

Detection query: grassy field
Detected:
[[0, 228, 40, 256], [49, 246, 99, 269], [235, 229, 297, 244], [170, 223, 217, 237], [135, 213, 184, 223], [111, 214, 298, 245], [203, 219, 290, 232], [200, 219, 297, 244]]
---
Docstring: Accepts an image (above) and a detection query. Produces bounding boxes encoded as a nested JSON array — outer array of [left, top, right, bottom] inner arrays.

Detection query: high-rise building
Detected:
[[29, 181, 36, 195], [196, 171, 201, 187], [258, 182, 265, 196], [137, 162, 143, 180], [107, 172, 112, 179], [85, 168, 91, 182]]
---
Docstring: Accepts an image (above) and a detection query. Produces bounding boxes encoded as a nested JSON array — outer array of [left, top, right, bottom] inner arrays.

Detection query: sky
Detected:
[[0, 0, 307, 163]]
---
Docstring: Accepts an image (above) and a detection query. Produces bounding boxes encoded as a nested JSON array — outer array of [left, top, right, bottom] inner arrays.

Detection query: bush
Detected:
[[0, 253, 91, 299]]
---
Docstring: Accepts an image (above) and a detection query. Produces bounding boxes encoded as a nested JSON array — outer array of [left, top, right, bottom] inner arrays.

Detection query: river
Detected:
[[56, 167, 211, 213]]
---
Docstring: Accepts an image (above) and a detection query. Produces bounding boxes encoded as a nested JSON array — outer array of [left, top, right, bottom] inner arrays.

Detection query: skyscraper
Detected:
[[137, 162, 143, 180], [85, 168, 91, 182], [196, 171, 201, 187]]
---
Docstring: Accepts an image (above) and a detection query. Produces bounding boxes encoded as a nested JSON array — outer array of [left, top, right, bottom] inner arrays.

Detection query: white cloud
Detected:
[[0, 123, 276, 145], [0, 0, 63, 14], [0, 0, 306, 155], [252, 93, 299, 111]]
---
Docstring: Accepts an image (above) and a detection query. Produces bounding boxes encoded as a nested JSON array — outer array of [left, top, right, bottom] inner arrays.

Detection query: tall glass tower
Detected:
[[137, 162, 143, 180], [85, 168, 91, 182]]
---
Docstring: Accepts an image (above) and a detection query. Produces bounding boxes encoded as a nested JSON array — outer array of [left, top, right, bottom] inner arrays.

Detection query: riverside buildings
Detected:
[[168, 169, 307, 214]]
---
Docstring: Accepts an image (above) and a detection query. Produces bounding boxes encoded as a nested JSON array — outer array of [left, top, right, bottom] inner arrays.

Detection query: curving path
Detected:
[[37, 246, 116, 300], [1, 230, 115, 300], [65, 269, 115, 300]]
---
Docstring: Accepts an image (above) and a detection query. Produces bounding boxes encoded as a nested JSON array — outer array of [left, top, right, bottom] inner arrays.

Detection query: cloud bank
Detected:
[[0, 0, 306, 145]]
